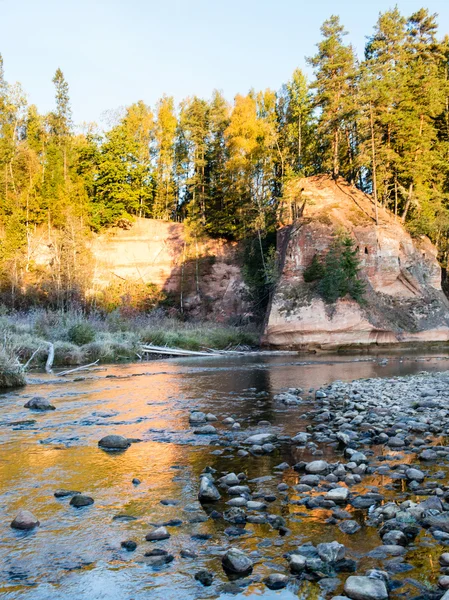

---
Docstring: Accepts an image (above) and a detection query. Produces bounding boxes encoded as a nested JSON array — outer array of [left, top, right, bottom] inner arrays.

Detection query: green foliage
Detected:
[[304, 235, 366, 304], [241, 231, 278, 319], [67, 322, 96, 345], [303, 254, 325, 282]]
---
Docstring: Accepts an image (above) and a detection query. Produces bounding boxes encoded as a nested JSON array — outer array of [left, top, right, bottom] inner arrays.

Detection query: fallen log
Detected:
[[57, 360, 99, 377], [45, 343, 54, 374], [141, 345, 220, 357]]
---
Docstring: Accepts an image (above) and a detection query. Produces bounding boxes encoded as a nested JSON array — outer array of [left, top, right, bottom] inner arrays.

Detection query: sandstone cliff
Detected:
[[33, 219, 249, 322], [263, 175, 449, 350]]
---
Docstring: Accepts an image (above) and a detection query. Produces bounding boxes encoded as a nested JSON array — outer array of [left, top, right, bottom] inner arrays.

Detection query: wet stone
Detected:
[[344, 575, 388, 600], [339, 520, 361, 535], [222, 548, 253, 576], [98, 435, 130, 450], [145, 526, 170, 541], [264, 573, 288, 590], [69, 494, 94, 508], [24, 397, 55, 411], [54, 489, 80, 498], [11, 510, 40, 530], [121, 540, 137, 551], [195, 570, 213, 586]]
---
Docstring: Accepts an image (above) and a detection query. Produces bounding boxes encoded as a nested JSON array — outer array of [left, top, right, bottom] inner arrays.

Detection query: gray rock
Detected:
[[11, 510, 40, 530], [288, 553, 307, 574], [317, 541, 345, 564], [405, 468, 424, 481], [189, 411, 206, 423], [54, 489, 80, 498], [222, 547, 253, 576], [244, 433, 277, 445], [344, 576, 388, 600], [326, 487, 349, 504], [24, 397, 55, 411], [440, 553, 449, 567], [145, 526, 170, 541], [420, 449, 437, 461], [264, 573, 288, 590], [292, 432, 310, 444], [70, 494, 94, 508], [193, 425, 217, 435], [98, 435, 130, 450], [305, 460, 329, 474], [194, 570, 213, 586], [339, 520, 361, 535], [198, 477, 221, 502]]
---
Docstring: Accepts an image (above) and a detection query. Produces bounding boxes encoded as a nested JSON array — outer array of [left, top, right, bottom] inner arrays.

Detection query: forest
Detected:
[[2, 7, 449, 308]]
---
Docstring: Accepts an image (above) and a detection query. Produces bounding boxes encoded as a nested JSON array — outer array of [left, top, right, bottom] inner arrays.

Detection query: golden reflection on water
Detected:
[[1, 354, 449, 598]]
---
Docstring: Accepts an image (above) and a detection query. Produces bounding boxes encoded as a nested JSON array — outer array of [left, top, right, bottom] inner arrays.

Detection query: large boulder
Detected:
[[344, 576, 388, 600], [222, 548, 253, 576], [98, 435, 130, 450], [11, 510, 40, 530]]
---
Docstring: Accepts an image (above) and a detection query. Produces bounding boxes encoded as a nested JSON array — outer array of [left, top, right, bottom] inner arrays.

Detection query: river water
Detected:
[[1, 353, 449, 600]]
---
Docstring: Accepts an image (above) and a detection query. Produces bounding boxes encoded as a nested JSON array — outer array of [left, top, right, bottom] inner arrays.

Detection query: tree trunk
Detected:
[[369, 103, 379, 226]]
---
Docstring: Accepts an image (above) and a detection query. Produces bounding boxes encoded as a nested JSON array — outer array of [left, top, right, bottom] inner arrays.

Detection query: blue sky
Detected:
[[2, 0, 449, 126]]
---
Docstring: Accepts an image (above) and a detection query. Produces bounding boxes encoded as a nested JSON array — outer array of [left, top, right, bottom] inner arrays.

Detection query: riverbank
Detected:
[[0, 309, 259, 387]]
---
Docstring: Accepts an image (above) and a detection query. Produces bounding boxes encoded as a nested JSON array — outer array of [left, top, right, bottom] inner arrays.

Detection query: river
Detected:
[[1, 353, 449, 599]]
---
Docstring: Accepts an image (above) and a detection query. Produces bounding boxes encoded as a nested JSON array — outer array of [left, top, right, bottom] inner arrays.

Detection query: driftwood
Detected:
[[140, 344, 298, 358], [141, 345, 222, 357], [45, 343, 55, 373], [57, 360, 99, 377], [23, 346, 43, 370]]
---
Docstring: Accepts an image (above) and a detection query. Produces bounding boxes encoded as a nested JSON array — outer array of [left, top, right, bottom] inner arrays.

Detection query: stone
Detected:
[[189, 411, 206, 423], [419, 449, 437, 461], [382, 530, 407, 547], [194, 570, 213, 586], [193, 425, 217, 435], [180, 549, 198, 559], [98, 435, 130, 450], [11, 510, 40, 530], [121, 540, 137, 551], [244, 433, 277, 445], [405, 468, 425, 482], [305, 460, 329, 474], [288, 554, 307, 574], [54, 489, 80, 498], [220, 473, 240, 486], [264, 573, 288, 590], [247, 501, 267, 511], [339, 520, 361, 535], [344, 576, 388, 600], [292, 432, 310, 444], [198, 477, 221, 502], [145, 526, 170, 541], [326, 487, 349, 504], [440, 553, 449, 567], [222, 548, 253, 576], [24, 397, 55, 410], [70, 494, 94, 507], [317, 541, 345, 564]]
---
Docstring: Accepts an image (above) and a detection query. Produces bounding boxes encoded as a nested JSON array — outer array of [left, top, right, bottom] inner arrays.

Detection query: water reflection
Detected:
[[0, 353, 448, 598]]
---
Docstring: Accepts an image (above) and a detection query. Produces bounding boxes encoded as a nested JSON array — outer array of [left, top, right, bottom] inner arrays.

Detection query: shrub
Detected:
[[303, 234, 366, 304], [303, 254, 325, 282], [68, 322, 96, 345], [0, 348, 26, 388]]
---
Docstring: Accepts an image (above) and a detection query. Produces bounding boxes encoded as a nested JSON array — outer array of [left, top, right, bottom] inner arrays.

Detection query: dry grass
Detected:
[[0, 309, 260, 369]]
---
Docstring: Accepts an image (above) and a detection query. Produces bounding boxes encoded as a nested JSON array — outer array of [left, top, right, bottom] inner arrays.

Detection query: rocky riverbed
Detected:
[[3, 354, 449, 599]]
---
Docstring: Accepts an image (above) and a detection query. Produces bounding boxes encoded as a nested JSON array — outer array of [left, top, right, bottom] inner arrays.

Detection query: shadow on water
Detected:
[[0, 352, 448, 599]]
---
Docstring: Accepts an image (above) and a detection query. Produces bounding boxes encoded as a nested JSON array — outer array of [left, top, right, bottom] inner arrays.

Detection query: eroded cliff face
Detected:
[[33, 218, 249, 322], [263, 175, 449, 350]]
